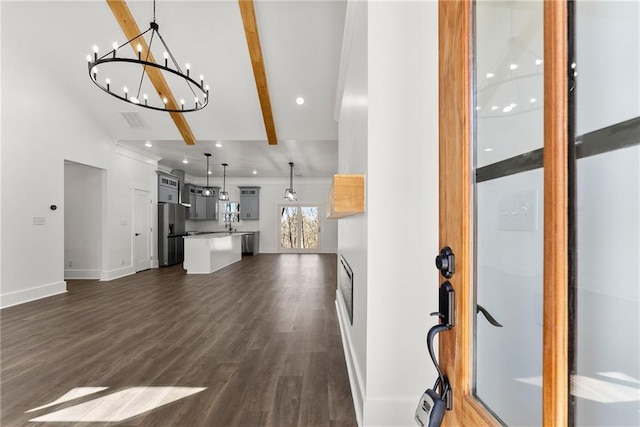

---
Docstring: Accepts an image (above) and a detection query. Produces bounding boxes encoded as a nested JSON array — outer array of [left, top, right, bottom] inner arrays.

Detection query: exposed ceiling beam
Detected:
[[106, 0, 197, 145], [238, 0, 278, 145]]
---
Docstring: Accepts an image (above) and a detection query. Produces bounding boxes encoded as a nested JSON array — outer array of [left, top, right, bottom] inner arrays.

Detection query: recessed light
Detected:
[[491, 106, 498, 111], [484, 148, 494, 152], [144, 141, 152, 147], [208, 170, 212, 175], [475, 106, 481, 111], [252, 169, 257, 175], [296, 97, 305, 105], [535, 59, 543, 66], [509, 63, 519, 70], [530, 97, 537, 103], [182, 159, 189, 164], [486, 72, 494, 79], [215, 141, 222, 148]]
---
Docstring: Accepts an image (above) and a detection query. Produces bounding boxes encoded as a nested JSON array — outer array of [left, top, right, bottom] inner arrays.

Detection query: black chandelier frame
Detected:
[[87, 3, 209, 113]]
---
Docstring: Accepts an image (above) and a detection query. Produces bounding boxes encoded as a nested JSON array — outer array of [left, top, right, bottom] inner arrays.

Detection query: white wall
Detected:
[[336, 1, 440, 425], [184, 178, 338, 254], [64, 161, 103, 279], [336, 0, 369, 421], [1, 21, 159, 307]]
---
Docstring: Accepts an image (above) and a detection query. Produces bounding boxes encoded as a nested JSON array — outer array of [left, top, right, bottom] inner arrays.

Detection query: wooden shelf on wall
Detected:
[[326, 174, 365, 219]]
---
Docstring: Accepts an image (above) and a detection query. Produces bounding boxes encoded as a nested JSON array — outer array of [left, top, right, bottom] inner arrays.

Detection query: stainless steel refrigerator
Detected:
[[158, 203, 186, 266]]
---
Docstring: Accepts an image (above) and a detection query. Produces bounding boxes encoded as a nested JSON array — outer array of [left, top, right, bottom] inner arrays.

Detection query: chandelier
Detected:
[[87, 0, 209, 112]]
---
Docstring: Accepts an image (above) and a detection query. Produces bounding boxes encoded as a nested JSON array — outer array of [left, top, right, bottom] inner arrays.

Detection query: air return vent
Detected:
[[121, 112, 147, 129]]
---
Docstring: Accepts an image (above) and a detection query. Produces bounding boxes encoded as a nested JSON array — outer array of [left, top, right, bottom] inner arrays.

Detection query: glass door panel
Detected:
[[280, 206, 299, 250], [300, 206, 319, 249], [474, 1, 544, 424], [573, 2, 640, 425]]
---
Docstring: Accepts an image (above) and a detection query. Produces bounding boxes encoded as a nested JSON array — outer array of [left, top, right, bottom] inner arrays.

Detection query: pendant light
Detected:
[[284, 162, 297, 201], [219, 163, 229, 201], [202, 153, 215, 197]]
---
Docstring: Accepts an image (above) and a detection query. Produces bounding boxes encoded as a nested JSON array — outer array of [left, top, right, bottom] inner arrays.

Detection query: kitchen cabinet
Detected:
[[185, 184, 198, 219], [239, 187, 260, 220], [186, 185, 219, 220], [158, 173, 180, 204]]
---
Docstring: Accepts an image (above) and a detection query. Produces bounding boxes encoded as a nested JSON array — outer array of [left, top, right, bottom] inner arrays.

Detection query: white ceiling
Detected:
[[2, 0, 346, 179]]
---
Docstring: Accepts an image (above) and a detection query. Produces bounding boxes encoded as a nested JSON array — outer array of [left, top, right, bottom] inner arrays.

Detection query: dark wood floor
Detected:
[[1, 254, 356, 427]]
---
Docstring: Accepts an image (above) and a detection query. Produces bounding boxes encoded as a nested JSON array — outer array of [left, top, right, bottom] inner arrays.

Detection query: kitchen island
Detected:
[[183, 233, 245, 274]]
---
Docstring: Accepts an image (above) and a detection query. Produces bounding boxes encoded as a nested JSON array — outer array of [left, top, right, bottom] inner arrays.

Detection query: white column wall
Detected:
[[1, 36, 158, 307], [336, 1, 441, 425]]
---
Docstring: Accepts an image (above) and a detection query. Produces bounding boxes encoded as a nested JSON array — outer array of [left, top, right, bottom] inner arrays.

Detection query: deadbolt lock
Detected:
[[435, 246, 455, 278]]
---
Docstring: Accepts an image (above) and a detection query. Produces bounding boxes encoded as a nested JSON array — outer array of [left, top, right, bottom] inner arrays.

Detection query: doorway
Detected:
[[133, 189, 152, 272], [278, 204, 321, 252], [64, 161, 103, 280]]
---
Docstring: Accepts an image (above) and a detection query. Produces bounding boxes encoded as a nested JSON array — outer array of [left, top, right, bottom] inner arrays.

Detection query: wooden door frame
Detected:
[[438, 1, 569, 425]]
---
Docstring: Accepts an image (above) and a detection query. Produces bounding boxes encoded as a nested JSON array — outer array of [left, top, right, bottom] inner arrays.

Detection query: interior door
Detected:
[[438, 1, 569, 425], [134, 189, 152, 272]]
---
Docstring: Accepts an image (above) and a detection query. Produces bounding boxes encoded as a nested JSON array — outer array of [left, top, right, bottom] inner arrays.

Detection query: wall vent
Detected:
[[120, 112, 147, 129]]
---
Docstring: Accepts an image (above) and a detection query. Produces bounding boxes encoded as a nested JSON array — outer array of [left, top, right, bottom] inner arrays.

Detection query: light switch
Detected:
[[33, 217, 46, 225]]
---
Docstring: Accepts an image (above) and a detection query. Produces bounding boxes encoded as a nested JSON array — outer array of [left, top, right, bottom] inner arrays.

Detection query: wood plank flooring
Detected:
[[1, 254, 356, 427]]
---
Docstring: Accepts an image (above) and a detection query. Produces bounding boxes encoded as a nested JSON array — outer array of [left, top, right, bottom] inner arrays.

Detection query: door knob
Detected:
[[135, 233, 141, 236], [435, 246, 455, 278]]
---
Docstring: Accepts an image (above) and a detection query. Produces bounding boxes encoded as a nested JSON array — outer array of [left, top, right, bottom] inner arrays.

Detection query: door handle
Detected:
[[135, 233, 141, 236], [477, 304, 503, 327]]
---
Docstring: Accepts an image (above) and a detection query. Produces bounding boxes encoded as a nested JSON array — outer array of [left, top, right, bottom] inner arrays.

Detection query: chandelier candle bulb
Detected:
[[144, 93, 148, 105], [180, 99, 185, 110], [86, 54, 92, 63], [124, 86, 128, 100], [137, 43, 142, 60], [185, 63, 190, 77], [106, 78, 110, 91], [93, 44, 98, 61], [164, 51, 168, 67], [112, 42, 118, 58], [200, 75, 204, 87]]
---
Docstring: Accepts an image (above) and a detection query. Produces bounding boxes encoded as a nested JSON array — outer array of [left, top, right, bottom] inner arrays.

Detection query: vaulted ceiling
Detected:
[[2, 0, 347, 179]]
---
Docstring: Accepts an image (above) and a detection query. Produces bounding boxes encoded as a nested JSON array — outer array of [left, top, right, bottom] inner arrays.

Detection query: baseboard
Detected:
[[64, 269, 101, 280], [0, 281, 67, 309], [100, 266, 135, 281], [335, 293, 365, 426]]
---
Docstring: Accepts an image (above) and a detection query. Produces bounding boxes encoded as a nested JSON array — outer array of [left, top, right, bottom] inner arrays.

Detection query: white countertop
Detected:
[[183, 233, 248, 239]]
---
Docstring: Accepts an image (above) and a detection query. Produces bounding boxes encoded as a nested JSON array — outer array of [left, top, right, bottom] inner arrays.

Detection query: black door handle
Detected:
[[135, 233, 141, 236], [477, 304, 503, 327]]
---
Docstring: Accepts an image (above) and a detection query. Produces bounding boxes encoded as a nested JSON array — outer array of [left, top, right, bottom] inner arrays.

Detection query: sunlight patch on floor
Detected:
[[26, 387, 108, 413], [28, 387, 206, 422]]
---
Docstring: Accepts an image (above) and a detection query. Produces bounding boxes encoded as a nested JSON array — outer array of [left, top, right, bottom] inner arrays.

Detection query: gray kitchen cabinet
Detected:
[[239, 186, 260, 220], [186, 185, 219, 220], [184, 184, 198, 219], [158, 173, 180, 204]]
